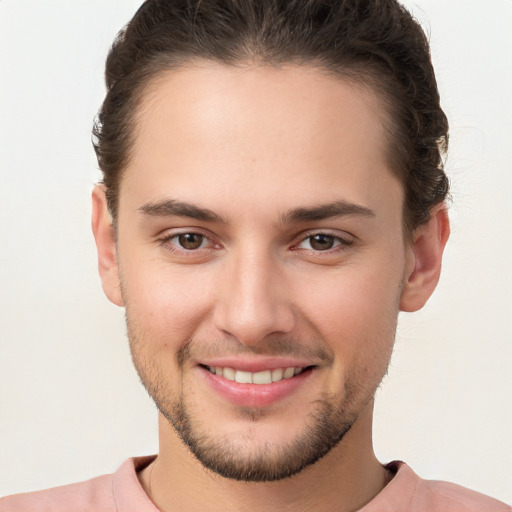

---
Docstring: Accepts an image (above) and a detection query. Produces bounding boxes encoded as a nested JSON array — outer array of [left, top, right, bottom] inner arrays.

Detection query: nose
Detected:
[[213, 248, 296, 346]]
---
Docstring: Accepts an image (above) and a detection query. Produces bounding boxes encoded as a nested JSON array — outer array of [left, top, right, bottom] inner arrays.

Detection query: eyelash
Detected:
[[158, 231, 216, 253], [158, 230, 353, 255], [294, 232, 354, 252]]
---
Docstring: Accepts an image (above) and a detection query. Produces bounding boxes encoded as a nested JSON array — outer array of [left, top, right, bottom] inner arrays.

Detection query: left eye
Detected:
[[297, 234, 345, 251], [172, 233, 208, 250]]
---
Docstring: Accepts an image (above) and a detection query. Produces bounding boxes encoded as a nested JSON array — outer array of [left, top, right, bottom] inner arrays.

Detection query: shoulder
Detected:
[[384, 461, 511, 512], [415, 478, 512, 512], [0, 473, 115, 512], [0, 456, 156, 512]]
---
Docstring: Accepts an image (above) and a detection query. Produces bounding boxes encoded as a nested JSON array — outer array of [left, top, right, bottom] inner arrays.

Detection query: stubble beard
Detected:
[[126, 317, 384, 483], [157, 386, 358, 482]]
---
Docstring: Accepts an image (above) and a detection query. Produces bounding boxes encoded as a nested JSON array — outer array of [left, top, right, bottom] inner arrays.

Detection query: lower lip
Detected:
[[199, 367, 314, 408]]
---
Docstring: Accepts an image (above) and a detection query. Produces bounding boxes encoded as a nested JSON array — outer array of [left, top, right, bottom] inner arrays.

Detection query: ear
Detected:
[[91, 185, 124, 307], [400, 204, 450, 312]]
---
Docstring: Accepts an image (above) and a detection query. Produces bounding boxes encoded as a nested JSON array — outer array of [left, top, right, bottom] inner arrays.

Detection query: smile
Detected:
[[206, 366, 305, 384], [198, 359, 317, 407]]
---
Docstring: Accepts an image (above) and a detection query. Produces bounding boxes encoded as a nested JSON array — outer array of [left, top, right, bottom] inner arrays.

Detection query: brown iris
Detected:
[[309, 234, 336, 250], [178, 233, 205, 250]]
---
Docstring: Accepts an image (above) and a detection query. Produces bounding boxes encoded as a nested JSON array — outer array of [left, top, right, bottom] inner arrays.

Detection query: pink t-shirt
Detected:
[[1, 456, 510, 512]]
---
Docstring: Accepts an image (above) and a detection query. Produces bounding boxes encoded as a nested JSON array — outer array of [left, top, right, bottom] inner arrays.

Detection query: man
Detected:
[[1, 0, 510, 510]]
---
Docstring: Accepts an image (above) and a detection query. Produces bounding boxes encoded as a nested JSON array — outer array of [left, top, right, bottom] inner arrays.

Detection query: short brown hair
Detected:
[[93, 0, 449, 233]]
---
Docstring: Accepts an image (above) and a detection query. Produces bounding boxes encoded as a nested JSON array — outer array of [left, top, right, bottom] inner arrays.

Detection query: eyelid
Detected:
[[155, 227, 354, 254], [157, 228, 221, 252], [292, 230, 355, 251]]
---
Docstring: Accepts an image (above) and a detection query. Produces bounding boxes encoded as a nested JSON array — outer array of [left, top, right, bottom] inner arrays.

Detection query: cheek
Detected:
[[120, 259, 215, 342], [305, 270, 399, 398], [304, 262, 402, 320], [295, 252, 404, 356]]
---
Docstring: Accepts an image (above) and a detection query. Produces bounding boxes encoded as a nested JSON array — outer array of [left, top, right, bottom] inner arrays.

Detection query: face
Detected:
[[95, 63, 425, 481]]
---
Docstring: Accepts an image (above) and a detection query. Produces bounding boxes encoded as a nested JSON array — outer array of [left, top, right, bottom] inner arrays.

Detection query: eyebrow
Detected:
[[139, 199, 228, 223], [281, 200, 376, 224], [138, 198, 375, 225]]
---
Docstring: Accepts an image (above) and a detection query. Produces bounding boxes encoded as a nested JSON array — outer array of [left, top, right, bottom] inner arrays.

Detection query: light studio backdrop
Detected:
[[1, 0, 511, 502]]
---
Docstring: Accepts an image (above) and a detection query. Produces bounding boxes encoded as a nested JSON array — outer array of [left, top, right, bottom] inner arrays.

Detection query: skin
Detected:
[[92, 62, 449, 512]]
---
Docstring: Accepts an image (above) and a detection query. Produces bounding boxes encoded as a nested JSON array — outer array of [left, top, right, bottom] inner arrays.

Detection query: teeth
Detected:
[[252, 370, 272, 384], [223, 367, 235, 381], [209, 366, 305, 384], [271, 368, 283, 381], [283, 367, 295, 379], [235, 370, 253, 384]]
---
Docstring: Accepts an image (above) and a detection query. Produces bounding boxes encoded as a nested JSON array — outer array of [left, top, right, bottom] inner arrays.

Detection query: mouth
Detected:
[[198, 363, 317, 408], [201, 365, 313, 384]]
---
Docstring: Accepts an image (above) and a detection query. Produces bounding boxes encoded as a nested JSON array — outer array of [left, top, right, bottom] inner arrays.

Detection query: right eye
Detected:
[[172, 233, 207, 250]]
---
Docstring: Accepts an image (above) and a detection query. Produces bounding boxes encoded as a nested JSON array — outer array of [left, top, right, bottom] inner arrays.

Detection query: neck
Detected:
[[138, 401, 389, 512]]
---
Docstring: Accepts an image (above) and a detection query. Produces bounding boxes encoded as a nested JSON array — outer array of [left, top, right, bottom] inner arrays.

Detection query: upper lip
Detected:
[[198, 357, 316, 373]]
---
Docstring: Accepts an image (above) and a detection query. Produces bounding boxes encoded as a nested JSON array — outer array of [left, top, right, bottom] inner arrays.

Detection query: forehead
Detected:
[[122, 62, 402, 223]]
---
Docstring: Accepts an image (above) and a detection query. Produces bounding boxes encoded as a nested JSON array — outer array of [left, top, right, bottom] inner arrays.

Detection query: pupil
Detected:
[[179, 233, 203, 249], [311, 234, 334, 250]]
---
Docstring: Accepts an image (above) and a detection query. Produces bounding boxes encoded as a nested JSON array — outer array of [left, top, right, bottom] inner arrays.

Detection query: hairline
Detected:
[[105, 57, 427, 239]]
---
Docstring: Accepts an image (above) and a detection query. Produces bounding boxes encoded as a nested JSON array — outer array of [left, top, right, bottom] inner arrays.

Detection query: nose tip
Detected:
[[213, 258, 295, 346]]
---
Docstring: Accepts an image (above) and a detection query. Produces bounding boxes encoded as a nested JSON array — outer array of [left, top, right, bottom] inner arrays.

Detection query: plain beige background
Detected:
[[1, 0, 511, 503]]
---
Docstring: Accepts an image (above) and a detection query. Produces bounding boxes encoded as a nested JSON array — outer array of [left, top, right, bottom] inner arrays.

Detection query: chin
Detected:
[[155, 390, 357, 482]]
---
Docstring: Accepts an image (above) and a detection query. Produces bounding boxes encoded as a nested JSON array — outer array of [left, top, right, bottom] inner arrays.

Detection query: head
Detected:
[[92, 0, 450, 482], [93, 0, 449, 236]]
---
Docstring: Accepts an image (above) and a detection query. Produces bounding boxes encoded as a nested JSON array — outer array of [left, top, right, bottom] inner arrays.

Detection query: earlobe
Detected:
[[400, 205, 450, 312], [91, 186, 124, 307]]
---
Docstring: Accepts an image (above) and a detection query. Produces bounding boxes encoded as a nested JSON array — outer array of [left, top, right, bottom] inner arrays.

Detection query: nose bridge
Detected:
[[213, 244, 294, 345]]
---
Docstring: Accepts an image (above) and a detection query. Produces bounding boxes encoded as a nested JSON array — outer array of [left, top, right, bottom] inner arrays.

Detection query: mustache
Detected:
[[177, 336, 334, 367]]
